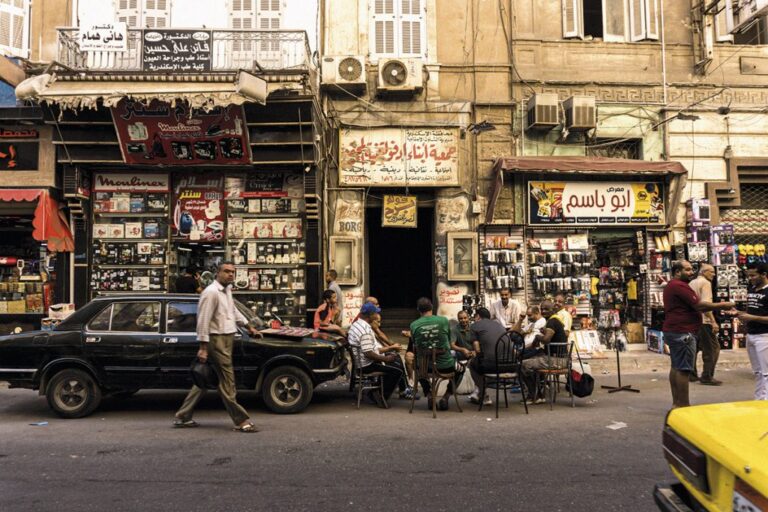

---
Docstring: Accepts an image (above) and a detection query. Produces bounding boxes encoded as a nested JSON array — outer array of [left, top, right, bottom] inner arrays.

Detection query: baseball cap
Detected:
[[360, 302, 381, 315]]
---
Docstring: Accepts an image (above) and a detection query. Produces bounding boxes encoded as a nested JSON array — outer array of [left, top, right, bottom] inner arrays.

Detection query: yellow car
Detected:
[[655, 401, 768, 511]]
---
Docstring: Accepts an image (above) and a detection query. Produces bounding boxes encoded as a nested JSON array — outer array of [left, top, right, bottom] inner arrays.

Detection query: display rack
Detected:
[[478, 226, 526, 312]]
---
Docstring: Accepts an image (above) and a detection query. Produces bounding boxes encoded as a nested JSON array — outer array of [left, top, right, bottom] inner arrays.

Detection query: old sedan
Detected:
[[0, 294, 346, 418]]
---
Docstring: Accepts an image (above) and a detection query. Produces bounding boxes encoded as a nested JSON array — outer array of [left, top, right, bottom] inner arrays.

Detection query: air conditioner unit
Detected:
[[726, 0, 768, 34], [564, 96, 596, 131], [376, 58, 423, 94], [526, 93, 559, 131], [321, 56, 366, 90], [63, 166, 89, 199]]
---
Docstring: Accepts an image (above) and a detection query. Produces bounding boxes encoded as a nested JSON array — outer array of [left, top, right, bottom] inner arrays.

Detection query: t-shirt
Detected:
[[522, 317, 547, 347], [313, 303, 339, 330], [327, 281, 343, 316], [176, 275, 198, 293], [470, 318, 508, 365], [689, 276, 715, 326], [663, 278, 701, 334], [555, 308, 573, 333], [746, 284, 768, 335], [544, 317, 568, 357], [450, 324, 473, 350], [410, 315, 454, 370], [347, 318, 376, 367]]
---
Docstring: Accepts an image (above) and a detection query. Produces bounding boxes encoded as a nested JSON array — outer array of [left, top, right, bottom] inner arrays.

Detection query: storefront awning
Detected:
[[0, 189, 74, 253], [486, 156, 689, 225]]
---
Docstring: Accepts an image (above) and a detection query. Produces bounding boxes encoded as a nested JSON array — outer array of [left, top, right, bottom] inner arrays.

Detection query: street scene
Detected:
[[1, 0, 768, 511]]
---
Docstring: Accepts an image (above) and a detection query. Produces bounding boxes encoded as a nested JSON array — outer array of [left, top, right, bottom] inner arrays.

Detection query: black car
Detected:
[[0, 294, 346, 418]]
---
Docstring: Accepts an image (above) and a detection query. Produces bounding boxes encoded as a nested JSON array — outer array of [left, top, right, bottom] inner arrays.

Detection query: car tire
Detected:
[[261, 366, 313, 414], [46, 368, 103, 419]]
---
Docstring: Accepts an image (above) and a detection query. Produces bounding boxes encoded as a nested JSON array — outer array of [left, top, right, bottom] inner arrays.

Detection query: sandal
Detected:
[[172, 419, 199, 428], [233, 423, 259, 433]]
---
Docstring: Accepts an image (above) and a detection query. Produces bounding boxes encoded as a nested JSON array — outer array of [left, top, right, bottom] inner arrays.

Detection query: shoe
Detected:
[[233, 423, 259, 433], [400, 386, 420, 400], [469, 395, 481, 405], [534, 397, 547, 405], [699, 378, 723, 386], [371, 390, 386, 408], [520, 398, 535, 405], [438, 397, 449, 411], [510, 386, 521, 393], [172, 419, 198, 428], [688, 374, 699, 382], [483, 395, 492, 406]]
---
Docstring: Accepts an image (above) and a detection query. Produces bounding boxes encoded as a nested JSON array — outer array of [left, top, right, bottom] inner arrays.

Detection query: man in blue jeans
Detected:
[[663, 260, 735, 409]]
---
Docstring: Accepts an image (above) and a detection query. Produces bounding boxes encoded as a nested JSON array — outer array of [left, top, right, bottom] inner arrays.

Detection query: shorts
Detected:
[[664, 331, 697, 372]]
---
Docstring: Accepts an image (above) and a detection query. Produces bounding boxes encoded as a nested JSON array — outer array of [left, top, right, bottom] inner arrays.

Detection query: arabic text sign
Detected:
[[528, 181, 665, 226], [142, 29, 211, 73], [172, 173, 224, 242], [339, 128, 460, 187], [382, 195, 417, 228], [79, 23, 127, 52]]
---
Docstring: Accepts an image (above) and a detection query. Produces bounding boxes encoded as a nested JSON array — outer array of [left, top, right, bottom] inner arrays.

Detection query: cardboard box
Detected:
[[710, 224, 734, 247], [646, 329, 664, 353], [48, 303, 75, 320], [686, 198, 711, 222]]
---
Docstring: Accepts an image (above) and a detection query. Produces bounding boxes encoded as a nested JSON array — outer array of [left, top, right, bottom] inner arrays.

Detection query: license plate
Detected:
[[734, 479, 768, 512]]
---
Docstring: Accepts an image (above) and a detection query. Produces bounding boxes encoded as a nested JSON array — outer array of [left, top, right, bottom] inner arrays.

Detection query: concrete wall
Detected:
[[29, 0, 75, 63]]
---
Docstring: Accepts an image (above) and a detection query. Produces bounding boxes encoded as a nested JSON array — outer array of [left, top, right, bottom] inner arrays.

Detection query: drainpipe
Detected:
[[660, 0, 668, 105]]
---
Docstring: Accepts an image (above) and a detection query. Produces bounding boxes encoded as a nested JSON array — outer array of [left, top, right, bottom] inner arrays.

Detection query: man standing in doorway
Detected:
[[663, 260, 735, 408], [326, 269, 343, 319], [173, 262, 261, 432], [688, 264, 722, 385], [490, 288, 522, 330]]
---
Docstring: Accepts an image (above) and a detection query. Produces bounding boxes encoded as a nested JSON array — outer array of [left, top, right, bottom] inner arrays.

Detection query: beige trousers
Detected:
[[175, 333, 250, 426]]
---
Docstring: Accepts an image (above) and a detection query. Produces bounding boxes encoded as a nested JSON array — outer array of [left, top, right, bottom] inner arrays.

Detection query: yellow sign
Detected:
[[382, 195, 417, 228]]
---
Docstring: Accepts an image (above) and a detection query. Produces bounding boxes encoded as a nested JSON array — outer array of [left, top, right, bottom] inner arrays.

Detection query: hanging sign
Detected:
[[172, 173, 225, 242], [339, 128, 460, 187], [381, 195, 417, 228], [528, 181, 665, 226], [142, 29, 211, 72], [111, 99, 250, 165], [79, 23, 127, 52]]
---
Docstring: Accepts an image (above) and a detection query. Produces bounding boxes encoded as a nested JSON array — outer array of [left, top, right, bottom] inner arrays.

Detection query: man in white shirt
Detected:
[[518, 305, 546, 348], [688, 264, 722, 385], [490, 288, 522, 330], [174, 262, 262, 432]]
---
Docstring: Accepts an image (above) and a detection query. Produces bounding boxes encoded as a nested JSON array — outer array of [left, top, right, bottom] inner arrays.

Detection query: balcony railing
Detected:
[[57, 28, 312, 73]]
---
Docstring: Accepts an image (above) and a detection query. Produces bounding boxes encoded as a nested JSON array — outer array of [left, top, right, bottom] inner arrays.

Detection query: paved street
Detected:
[[0, 366, 756, 512]]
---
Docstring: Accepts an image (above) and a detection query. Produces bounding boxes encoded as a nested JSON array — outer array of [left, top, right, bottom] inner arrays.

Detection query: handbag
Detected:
[[565, 343, 594, 398], [190, 359, 219, 390]]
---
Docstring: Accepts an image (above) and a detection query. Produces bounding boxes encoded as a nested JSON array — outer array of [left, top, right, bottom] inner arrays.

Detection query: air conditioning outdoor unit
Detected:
[[564, 96, 596, 131], [321, 56, 367, 91], [376, 58, 423, 94], [726, 0, 768, 34], [526, 93, 559, 131], [63, 166, 89, 199]]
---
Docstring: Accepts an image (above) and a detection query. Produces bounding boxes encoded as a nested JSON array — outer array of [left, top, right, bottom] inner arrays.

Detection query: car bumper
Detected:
[[653, 483, 699, 512]]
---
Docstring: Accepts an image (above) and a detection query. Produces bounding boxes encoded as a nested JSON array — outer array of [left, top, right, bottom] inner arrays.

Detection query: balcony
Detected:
[[57, 28, 312, 74]]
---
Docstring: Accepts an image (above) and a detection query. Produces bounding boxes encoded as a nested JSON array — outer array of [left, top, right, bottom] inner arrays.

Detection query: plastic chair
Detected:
[[479, 331, 528, 418], [536, 341, 574, 410], [347, 346, 389, 409], [409, 345, 463, 418]]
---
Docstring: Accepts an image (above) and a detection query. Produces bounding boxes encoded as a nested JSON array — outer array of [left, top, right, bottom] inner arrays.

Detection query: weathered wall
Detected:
[[29, 0, 75, 63]]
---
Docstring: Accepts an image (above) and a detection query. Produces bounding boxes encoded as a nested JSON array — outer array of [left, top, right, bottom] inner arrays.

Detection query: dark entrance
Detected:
[[366, 206, 433, 313]]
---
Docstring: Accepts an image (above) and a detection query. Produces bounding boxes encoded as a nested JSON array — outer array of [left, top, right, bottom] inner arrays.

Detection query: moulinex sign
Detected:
[[93, 173, 170, 192]]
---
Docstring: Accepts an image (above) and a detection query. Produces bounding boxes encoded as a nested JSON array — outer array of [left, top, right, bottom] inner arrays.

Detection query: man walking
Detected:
[[173, 261, 261, 432], [688, 264, 722, 385], [663, 260, 734, 409], [490, 288, 522, 330], [737, 263, 768, 400]]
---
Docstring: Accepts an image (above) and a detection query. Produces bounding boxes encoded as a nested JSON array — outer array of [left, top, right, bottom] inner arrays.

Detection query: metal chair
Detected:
[[409, 345, 463, 418], [536, 341, 574, 410], [347, 346, 389, 409], [479, 331, 528, 418]]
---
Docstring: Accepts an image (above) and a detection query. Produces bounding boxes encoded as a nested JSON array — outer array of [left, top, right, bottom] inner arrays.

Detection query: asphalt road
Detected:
[[0, 367, 757, 512]]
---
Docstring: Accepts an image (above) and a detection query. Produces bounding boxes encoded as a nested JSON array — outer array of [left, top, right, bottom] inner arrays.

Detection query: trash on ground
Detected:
[[606, 421, 627, 430], [29, 421, 48, 426]]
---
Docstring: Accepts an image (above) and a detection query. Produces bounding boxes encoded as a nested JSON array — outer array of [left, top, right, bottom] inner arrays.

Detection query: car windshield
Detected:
[[234, 299, 265, 328]]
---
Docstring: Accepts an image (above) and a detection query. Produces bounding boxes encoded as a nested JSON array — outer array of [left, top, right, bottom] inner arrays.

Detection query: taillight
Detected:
[[662, 426, 710, 493], [734, 478, 768, 511]]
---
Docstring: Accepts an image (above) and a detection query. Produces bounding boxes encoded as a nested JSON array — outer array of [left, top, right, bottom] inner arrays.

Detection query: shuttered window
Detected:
[[563, 0, 658, 41], [0, 0, 27, 57], [371, 0, 425, 58]]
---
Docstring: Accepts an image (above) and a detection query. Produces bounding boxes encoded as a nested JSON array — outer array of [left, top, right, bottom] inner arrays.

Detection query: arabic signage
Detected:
[[142, 29, 211, 73], [93, 173, 170, 192], [172, 173, 225, 242], [382, 195, 417, 228], [111, 99, 251, 166], [79, 23, 127, 52], [339, 128, 460, 187], [528, 181, 665, 226]]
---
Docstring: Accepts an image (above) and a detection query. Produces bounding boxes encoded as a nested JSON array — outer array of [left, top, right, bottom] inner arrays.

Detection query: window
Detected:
[[110, 302, 161, 332], [587, 138, 643, 159], [0, 0, 27, 57], [88, 305, 113, 331], [370, 0, 425, 58], [563, 0, 658, 42], [167, 302, 198, 333]]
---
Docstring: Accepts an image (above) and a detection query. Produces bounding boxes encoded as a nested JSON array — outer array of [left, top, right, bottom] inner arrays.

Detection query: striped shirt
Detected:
[[347, 318, 376, 367], [197, 280, 249, 342]]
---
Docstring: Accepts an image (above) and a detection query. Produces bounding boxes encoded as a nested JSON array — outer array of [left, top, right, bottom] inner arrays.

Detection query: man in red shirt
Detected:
[[663, 260, 735, 408]]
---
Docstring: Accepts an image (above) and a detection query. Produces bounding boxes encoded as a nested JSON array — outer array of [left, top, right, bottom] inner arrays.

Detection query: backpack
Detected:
[[565, 343, 594, 398]]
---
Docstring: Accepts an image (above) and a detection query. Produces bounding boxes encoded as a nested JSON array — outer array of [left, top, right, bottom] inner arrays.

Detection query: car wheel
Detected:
[[261, 366, 313, 414], [46, 369, 103, 419]]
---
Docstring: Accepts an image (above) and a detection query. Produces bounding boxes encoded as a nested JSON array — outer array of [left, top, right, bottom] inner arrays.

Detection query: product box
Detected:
[[711, 245, 736, 266], [124, 222, 143, 239], [48, 303, 76, 320], [646, 329, 664, 353], [710, 224, 735, 247], [686, 225, 711, 243], [687, 242, 709, 263], [686, 198, 711, 222]]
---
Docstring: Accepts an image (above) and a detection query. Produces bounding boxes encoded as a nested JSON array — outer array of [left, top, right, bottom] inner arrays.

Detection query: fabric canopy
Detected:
[[0, 189, 74, 252]]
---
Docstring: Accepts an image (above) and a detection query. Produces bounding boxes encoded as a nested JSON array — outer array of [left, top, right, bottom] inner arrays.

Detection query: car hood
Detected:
[[667, 401, 768, 495]]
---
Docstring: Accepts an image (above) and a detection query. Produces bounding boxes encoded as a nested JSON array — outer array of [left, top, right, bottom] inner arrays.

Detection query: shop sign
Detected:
[[528, 181, 665, 226], [172, 173, 224, 241], [224, 172, 303, 198], [142, 29, 211, 73], [0, 142, 38, 171], [381, 195, 417, 228], [436, 282, 468, 319], [79, 23, 127, 52], [334, 197, 363, 235], [93, 172, 169, 192], [339, 128, 460, 187], [111, 99, 250, 165], [436, 196, 469, 235]]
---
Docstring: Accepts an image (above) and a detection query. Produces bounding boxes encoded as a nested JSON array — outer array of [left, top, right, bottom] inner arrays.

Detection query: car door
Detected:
[[83, 301, 162, 388], [160, 301, 201, 388]]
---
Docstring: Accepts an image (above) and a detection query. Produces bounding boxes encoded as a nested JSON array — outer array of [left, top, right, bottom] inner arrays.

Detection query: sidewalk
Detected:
[[586, 346, 752, 375]]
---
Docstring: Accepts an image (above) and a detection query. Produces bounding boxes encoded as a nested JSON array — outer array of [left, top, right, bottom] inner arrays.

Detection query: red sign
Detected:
[[172, 172, 225, 242], [111, 99, 251, 165]]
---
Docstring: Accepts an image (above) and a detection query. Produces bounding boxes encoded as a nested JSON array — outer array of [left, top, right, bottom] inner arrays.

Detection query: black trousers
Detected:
[[419, 365, 465, 396], [362, 362, 403, 399]]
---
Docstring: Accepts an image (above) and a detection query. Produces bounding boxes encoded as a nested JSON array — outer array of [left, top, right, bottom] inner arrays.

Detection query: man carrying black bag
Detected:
[[173, 262, 262, 432]]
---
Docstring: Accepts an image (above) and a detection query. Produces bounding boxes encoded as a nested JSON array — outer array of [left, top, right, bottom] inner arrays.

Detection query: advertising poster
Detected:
[[79, 23, 127, 52], [224, 172, 304, 199], [142, 29, 211, 73], [111, 99, 250, 165], [381, 195, 417, 228], [528, 181, 665, 226], [172, 173, 225, 242]]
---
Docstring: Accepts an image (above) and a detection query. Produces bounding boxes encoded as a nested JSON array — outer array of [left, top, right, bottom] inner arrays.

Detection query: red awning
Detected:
[[0, 189, 74, 252]]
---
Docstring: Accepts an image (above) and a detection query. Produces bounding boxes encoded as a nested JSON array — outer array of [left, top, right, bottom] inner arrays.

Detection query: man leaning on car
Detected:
[[173, 261, 262, 432]]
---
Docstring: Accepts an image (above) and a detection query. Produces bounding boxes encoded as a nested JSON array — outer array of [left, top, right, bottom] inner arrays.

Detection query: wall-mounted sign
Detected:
[[339, 128, 460, 187], [0, 128, 38, 139], [93, 173, 170, 192], [0, 142, 38, 171], [382, 195, 417, 228], [111, 99, 250, 166], [172, 173, 224, 242], [79, 23, 127, 52], [224, 172, 304, 198], [142, 29, 211, 73], [334, 197, 364, 236], [528, 181, 665, 226]]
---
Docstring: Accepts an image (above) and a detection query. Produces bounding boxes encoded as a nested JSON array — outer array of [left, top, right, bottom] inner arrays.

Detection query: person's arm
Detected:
[[361, 332, 395, 363], [374, 325, 392, 346], [313, 307, 323, 330], [737, 312, 768, 324], [693, 300, 735, 312], [195, 290, 215, 361], [512, 313, 526, 334]]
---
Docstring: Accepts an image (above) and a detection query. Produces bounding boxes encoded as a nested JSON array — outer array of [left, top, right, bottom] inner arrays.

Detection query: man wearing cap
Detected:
[[347, 301, 403, 406]]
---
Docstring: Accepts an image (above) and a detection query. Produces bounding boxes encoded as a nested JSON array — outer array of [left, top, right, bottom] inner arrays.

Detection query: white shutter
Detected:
[[644, 0, 659, 40], [370, 0, 396, 56], [400, 0, 423, 55], [0, 12, 9, 47], [628, 0, 646, 41], [562, 0, 583, 39], [0, 0, 27, 56], [602, 0, 627, 42], [716, 1, 735, 42]]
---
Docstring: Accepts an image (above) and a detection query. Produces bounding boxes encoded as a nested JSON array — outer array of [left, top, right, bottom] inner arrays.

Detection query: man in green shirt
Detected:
[[410, 297, 463, 410]]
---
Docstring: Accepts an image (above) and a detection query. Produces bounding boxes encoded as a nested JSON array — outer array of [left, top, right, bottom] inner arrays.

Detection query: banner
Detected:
[[79, 23, 127, 52], [382, 195, 417, 228], [339, 128, 460, 187], [172, 173, 225, 242], [93, 173, 169, 192], [111, 99, 250, 165], [528, 181, 665, 226], [142, 29, 211, 73]]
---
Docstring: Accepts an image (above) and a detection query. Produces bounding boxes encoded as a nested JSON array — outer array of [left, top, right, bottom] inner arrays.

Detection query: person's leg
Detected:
[[469, 358, 484, 397], [748, 334, 768, 400], [699, 325, 721, 383], [209, 334, 250, 426], [666, 332, 696, 407], [362, 363, 402, 399], [175, 385, 204, 422], [404, 351, 415, 387]]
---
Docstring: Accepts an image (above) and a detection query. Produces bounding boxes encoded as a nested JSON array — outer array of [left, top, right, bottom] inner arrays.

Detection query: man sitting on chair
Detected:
[[520, 299, 569, 405], [467, 307, 507, 406]]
